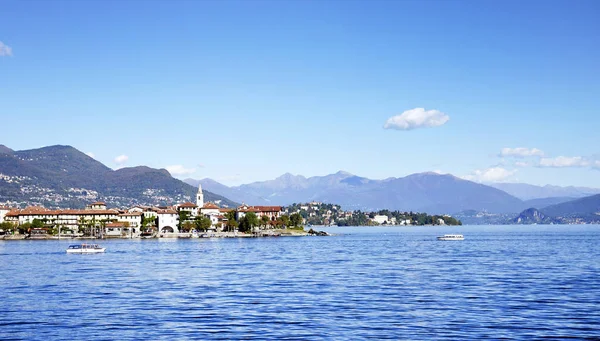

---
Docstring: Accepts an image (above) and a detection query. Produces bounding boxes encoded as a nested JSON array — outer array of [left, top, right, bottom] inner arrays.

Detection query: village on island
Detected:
[[0, 184, 461, 239]]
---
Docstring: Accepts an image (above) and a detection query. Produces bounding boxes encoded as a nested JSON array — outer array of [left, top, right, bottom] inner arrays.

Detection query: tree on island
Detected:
[[261, 215, 270, 229], [194, 216, 212, 232], [31, 218, 44, 229], [17, 222, 32, 235], [224, 211, 238, 232], [177, 211, 191, 230], [239, 212, 259, 233], [290, 213, 303, 227], [0, 222, 16, 235], [280, 215, 290, 228], [181, 221, 195, 233]]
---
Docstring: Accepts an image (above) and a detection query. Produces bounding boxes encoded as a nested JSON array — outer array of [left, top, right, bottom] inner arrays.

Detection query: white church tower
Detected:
[[196, 184, 204, 208]]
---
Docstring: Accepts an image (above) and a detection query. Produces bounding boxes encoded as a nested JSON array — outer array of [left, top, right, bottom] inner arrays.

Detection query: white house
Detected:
[[104, 222, 126, 238], [157, 209, 178, 234], [200, 202, 220, 216], [0, 206, 12, 223], [118, 212, 142, 230], [177, 202, 198, 217], [372, 215, 389, 225]]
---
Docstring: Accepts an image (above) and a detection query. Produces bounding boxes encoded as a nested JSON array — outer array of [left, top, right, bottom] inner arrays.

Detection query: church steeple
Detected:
[[196, 184, 204, 208]]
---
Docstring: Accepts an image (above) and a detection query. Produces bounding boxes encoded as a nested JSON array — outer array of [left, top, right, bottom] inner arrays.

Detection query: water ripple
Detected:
[[1, 227, 600, 340]]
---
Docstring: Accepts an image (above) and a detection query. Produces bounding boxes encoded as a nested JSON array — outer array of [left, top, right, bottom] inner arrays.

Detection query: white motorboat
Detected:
[[66, 243, 106, 253], [437, 234, 464, 241]]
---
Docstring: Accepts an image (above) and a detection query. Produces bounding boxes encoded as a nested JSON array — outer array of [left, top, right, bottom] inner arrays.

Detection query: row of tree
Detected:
[[180, 211, 306, 233]]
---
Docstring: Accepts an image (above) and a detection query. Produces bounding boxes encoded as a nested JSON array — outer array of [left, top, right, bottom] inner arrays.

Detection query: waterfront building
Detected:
[[117, 212, 142, 230], [236, 204, 282, 221], [1, 205, 13, 223], [177, 202, 198, 217], [200, 202, 220, 216], [157, 209, 178, 234]]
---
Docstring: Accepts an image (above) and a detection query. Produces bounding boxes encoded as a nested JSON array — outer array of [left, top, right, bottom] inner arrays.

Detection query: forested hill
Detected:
[[0, 145, 238, 208]]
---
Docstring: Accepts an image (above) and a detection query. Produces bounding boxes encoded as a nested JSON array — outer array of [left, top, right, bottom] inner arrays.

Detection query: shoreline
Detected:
[[0, 229, 322, 240]]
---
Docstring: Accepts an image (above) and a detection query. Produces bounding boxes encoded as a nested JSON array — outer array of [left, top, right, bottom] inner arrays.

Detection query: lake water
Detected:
[[1, 225, 599, 340]]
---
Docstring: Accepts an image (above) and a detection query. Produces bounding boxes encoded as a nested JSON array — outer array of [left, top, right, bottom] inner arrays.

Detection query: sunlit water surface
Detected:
[[1, 225, 599, 340]]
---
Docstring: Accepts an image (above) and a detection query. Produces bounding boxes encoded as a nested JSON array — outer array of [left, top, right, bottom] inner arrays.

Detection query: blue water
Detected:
[[1, 225, 599, 340]]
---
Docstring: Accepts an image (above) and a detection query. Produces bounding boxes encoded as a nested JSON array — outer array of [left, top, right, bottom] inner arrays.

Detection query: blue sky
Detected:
[[1, 0, 599, 187]]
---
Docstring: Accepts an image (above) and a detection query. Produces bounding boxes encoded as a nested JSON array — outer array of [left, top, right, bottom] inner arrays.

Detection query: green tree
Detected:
[[238, 216, 250, 233], [181, 221, 195, 233], [225, 211, 238, 232], [18, 222, 32, 235], [280, 215, 290, 228], [195, 216, 212, 232], [290, 213, 303, 227], [178, 211, 190, 230], [261, 215, 270, 228], [245, 212, 259, 232], [31, 219, 44, 229], [0, 222, 16, 234], [200, 216, 212, 231]]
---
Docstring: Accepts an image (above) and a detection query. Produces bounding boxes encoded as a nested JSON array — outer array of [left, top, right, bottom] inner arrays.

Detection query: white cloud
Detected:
[[114, 154, 129, 165], [538, 156, 589, 168], [86, 152, 95, 158], [0, 42, 12, 56], [383, 108, 449, 131], [500, 147, 544, 158], [594, 160, 600, 170], [514, 161, 529, 167], [462, 167, 517, 183], [166, 165, 196, 176]]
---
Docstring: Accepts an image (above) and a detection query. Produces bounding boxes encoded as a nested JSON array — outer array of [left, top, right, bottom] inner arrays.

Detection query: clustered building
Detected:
[[0, 185, 282, 237]]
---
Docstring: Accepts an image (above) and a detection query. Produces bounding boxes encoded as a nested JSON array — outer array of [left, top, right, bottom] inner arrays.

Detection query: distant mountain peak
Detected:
[[276, 172, 306, 181], [335, 170, 353, 176]]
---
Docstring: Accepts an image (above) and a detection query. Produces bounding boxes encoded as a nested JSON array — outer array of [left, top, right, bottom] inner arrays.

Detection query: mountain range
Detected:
[[186, 172, 600, 221], [0, 144, 237, 208], [187, 171, 528, 214]]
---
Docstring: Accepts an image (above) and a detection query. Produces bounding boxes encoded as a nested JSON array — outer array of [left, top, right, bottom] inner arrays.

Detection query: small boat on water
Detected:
[[437, 234, 464, 241], [66, 244, 106, 253]]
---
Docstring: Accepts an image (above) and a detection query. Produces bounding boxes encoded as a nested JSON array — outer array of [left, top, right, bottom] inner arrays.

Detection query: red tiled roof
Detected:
[[253, 206, 282, 212], [6, 208, 120, 216], [238, 207, 261, 212], [202, 202, 219, 209], [179, 202, 198, 208], [237, 205, 281, 212], [105, 222, 126, 227], [90, 201, 106, 205], [157, 209, 177, 214], [5, 209, 20, 217], [219, 208, 234, 212]]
